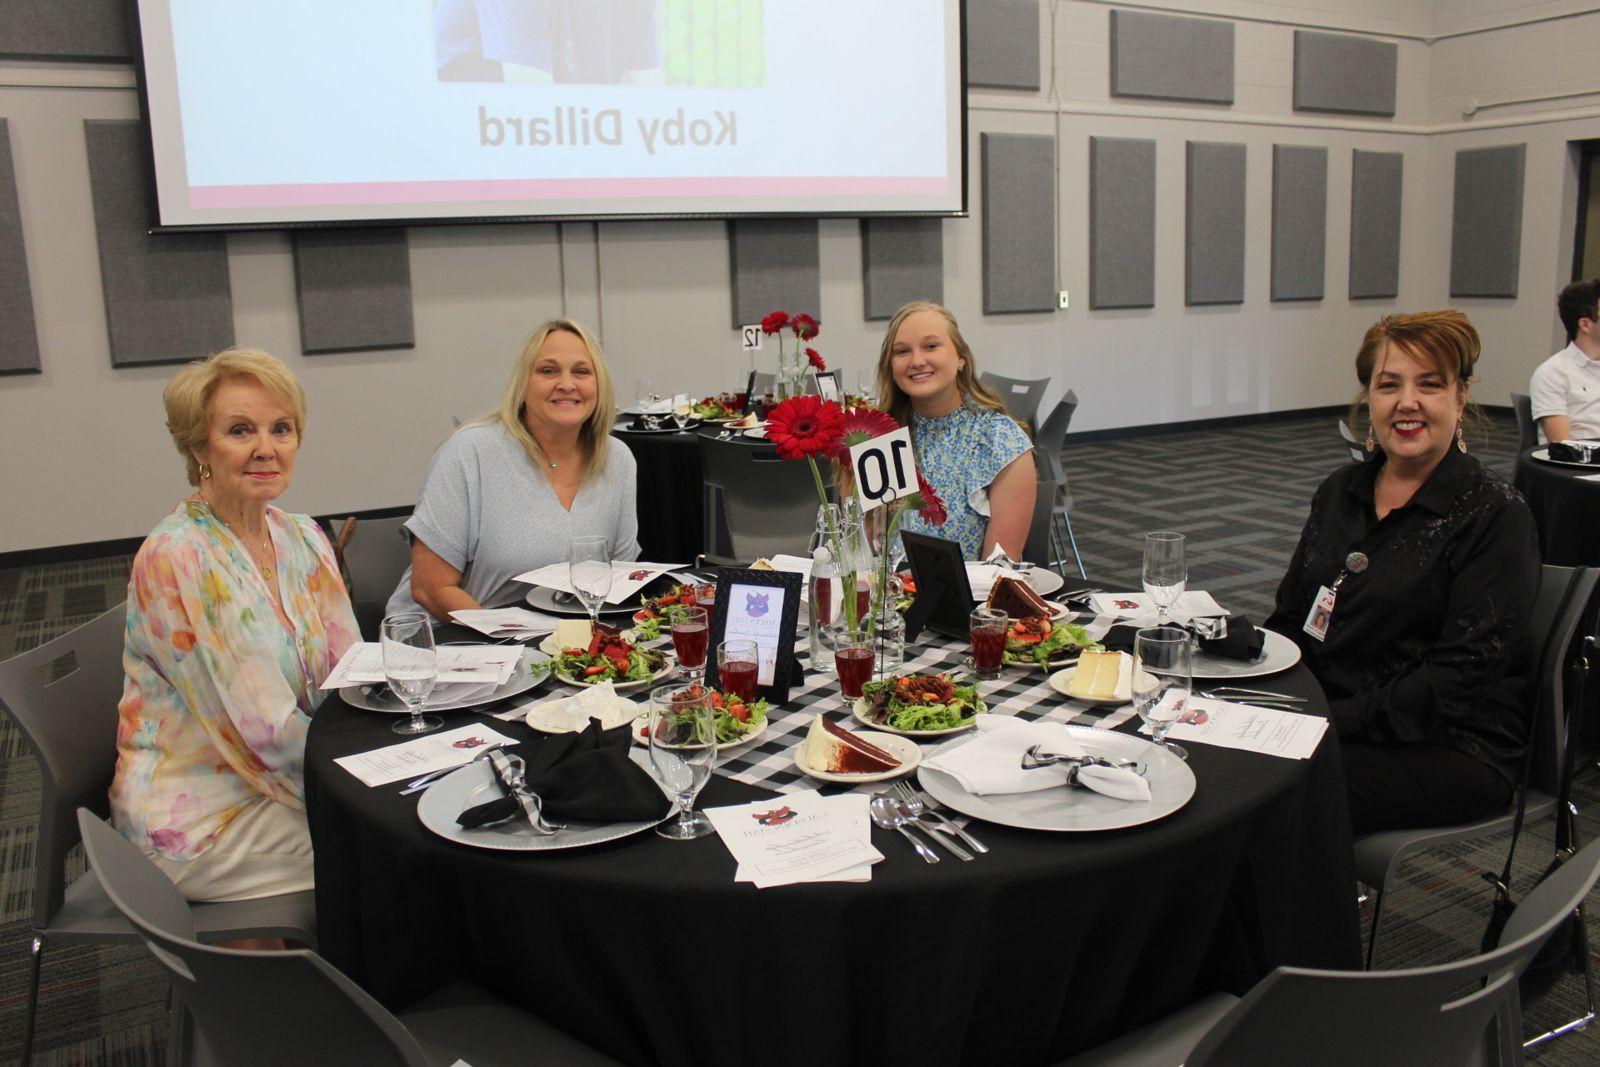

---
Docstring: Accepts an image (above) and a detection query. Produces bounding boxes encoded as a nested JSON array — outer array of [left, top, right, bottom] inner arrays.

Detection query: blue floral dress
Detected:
[[899, 405, 1032, 558]]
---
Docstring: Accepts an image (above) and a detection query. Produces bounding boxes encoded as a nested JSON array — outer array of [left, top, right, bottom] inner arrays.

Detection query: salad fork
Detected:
[[892, 781, 988, 854], [887, 789, 972, 861]]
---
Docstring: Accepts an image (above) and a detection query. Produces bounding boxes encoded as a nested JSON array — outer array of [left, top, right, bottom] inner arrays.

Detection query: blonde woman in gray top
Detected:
[[388, 319, 640, 620]]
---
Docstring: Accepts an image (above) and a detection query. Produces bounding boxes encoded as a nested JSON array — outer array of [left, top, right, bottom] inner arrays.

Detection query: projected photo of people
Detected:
[[433, 0, 767, 87]]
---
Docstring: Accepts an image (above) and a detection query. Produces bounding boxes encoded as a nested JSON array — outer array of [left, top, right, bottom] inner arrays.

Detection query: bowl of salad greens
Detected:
[[855, 673, 985, 736]]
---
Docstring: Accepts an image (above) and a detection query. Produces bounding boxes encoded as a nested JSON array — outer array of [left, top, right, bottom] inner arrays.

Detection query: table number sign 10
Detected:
[[849, 428, 919, 515]]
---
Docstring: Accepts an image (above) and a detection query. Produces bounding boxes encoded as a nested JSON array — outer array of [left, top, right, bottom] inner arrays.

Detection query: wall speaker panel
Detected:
[[729, 219, 821, 327], [1089, 136, 1156, 310], [1185, 141, 1246, 306], [1270, 144, 1328, 302], [1349, 149, 1402, 299], [1449, 143, 1525, 299], [294, 229, 416, 354], [1110, 10, 1234, 105], [862, 218, 944, 320], [982, 132, 1056, 314]]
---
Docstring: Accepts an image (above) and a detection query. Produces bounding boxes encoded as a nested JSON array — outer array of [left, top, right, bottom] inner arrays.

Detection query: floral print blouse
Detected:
[[898, 405, 1033, 559], [111, 501, 359, 862]]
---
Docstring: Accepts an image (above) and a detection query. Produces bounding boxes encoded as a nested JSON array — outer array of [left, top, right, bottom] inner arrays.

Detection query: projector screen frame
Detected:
[[128, 1, 971, 234]]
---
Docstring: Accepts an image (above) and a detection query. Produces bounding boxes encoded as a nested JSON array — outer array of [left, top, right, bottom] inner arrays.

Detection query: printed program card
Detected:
[[333, 724, 519, 787], [321, 643, 522, 689], [1090, 590, 1228, 624], [1142, 694, 1328, 759], [706, 790, 882, 888], [449, 607, 563, 638], [513, 561, 689, 604]]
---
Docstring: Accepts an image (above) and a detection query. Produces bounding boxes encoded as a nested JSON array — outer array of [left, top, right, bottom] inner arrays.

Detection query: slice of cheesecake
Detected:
[[1067, 650, 1125, 701], [800, 715, 901, 774]]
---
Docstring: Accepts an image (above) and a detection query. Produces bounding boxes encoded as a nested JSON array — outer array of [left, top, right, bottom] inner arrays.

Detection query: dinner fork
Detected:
[[892, 781, 988, 854]]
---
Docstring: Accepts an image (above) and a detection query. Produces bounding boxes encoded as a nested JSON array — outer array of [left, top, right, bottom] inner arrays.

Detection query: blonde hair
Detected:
[[486, 319, 614, 482], [874, 301, 1018, 431], [163, 347, 307, 486]]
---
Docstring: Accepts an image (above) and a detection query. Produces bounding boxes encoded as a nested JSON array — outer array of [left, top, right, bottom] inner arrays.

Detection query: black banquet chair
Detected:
[[979, 371, 1049, 435], [77, 810, 620, 1067], [697, 435, 824, 563]]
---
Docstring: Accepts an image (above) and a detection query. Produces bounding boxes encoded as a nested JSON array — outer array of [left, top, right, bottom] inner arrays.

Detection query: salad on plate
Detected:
[[858, 673, 984, 734], [1003, 618, 1099, 669], [639, 683, 768, 746], [539, 624, 668, 687]]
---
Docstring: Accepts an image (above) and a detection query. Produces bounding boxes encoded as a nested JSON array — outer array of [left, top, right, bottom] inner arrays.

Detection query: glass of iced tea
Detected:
[[670, 605, 709, 679], [832, 626, 874, 703], [717, 639, 760, 701], [969, 607, 1008, 680]]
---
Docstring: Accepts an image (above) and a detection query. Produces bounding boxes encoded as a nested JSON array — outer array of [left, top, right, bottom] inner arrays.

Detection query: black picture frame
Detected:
[[705, 568, 803, 703], [815, 370, 841, 401], [742, 369, 760, 414], [901, 530, 973, 641]]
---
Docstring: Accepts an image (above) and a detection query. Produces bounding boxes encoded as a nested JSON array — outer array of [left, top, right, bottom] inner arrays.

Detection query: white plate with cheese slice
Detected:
[[1047, 652, 1155, 705]]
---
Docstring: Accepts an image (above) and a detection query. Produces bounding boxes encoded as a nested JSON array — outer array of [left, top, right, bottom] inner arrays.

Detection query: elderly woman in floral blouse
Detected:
[[112, 348, 358, 903]]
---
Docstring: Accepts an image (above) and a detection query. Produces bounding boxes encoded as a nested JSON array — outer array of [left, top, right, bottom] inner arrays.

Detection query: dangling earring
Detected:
[[1455, 425, 1467, 454], [1363, 424, 1375, 454], [199, 463, 212, 480]]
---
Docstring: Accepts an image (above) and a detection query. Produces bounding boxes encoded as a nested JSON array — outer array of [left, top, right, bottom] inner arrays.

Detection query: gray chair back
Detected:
[[336, 514, 414, 638], [0, 605, 126, 926], [1511, 392, 1537, 452], [1187, 836, 1600, 1066], [1022, 448, 1056, 566], [1337, 419, 1366, 463], [979, 372, 1049, 434], [78, 810, 428, 1067], [698, 436, 824, 560], [1037, 392, 1077, 458], [1524, 565, 1598, 795]]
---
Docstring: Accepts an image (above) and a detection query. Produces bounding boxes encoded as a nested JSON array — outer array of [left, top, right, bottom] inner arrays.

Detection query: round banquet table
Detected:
[[305, 639, 1359, 1067], [1514, 446, 1600, 566], [612, 420, 775, 563]]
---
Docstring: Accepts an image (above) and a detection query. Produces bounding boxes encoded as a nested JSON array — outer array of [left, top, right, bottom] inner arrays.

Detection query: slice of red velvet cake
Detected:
[[987, 575, 1050, 620], [800, 715, 901, 774]]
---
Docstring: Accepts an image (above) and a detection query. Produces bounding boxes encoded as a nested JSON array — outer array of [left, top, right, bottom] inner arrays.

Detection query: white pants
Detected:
[[149, 797, 314, 903]]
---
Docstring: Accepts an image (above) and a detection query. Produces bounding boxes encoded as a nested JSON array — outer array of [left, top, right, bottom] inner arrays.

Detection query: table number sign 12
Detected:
[[740, 325, 764, 350], [849, 428, 919, 515]]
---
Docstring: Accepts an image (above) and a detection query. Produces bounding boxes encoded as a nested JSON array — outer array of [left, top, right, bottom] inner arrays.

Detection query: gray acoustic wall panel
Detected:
[[1450, 144, 1526, 299], [1185, 142, 1246, 306], [729, 219, 820, 327], [84, 120, 234, 367], [1089, 136, 1156, 310], [982, 133, 1056, 314], [1270, 145, 1328, 302], [966, 0, 1041, 91], [0, 0, 134, 61], [1293, 31, 1397, 117], [1109, 10, 1234, 105], [1349, 150, 1403, 299], [0, 120, 40, 374], [293, 229, 416, 354], [862, 218, 944, 320]]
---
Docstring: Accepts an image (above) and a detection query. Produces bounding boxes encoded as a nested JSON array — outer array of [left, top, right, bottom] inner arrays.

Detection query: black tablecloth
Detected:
[[1515, 447, 1600, 566], [613, 422, 776, 563], [305, 663, 1358, 1066]]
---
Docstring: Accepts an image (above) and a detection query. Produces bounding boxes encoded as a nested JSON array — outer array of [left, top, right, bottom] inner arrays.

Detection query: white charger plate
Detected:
[[1191, 627, 1302, 680], [416, 753, 668, 851], [916, 725, 1195, 832], [341, 647, 549, 714], [794, 731, 921, 783]]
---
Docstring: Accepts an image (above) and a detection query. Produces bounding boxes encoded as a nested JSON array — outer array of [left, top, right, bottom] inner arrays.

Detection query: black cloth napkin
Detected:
[[456, 721, 670, 828], [1100, 617, 1265, 662], [1548, 441, 1600, 465]]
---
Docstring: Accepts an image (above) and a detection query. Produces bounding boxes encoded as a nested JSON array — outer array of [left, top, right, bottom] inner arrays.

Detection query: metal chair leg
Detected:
[[1062, 511, 1086, 579], [1522, 900, 1597, 1049], [1365, 888, 1384, 970], [20, 933, 43, 1067]]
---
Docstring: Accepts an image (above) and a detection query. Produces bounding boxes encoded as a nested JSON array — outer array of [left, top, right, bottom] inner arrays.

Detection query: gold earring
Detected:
[[1456, 425, 1467, 454], [1364, 424, 1375, 453], [199, 463, 212, 480]]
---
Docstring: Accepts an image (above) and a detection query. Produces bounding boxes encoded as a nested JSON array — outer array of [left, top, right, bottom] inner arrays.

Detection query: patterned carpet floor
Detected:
[[1, 411, 1597, 1065]]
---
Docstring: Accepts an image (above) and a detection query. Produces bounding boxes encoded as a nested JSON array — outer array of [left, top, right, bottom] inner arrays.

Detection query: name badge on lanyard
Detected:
[[1303, 551, 1368, 643]]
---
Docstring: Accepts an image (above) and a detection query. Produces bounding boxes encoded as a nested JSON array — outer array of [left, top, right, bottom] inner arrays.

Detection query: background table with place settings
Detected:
[[304, 626, 1358, 1067]]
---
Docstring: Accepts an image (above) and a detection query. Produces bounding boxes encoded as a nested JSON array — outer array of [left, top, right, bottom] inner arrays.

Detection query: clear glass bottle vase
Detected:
[[807, 502, 870, 672]]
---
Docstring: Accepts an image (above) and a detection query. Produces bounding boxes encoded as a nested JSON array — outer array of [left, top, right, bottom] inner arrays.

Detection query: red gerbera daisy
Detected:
[[829, 405, 901, 463], [760, 310, 790, 335], [765, 395, 845, 461], [805, 347, 826, 372], [910, 473, 948, 525], [791, 313, 819, 341]]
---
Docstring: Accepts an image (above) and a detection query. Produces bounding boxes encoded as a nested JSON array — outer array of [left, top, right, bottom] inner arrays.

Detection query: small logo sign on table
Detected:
[[705, 568, 803, 702]]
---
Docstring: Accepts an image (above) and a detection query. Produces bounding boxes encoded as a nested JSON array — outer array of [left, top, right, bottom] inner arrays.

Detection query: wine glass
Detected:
[[670, 605, 709, 679], [381, 612, 442, 736], [646, 684, 717, 840], [1142, 531, 1187, 624], [671, 406, 691, 432], [569, 536, 611, 630], [635, 377, 657, 408], [1133, 626, 1192, 761], [717, 639, 759, 701]]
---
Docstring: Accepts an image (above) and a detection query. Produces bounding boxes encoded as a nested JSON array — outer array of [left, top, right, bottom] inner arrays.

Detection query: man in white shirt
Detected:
[[1530, 279, 1600, 443]]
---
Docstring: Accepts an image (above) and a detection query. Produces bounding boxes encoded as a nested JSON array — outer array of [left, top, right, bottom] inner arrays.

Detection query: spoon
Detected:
[[869, 795, 939, 864]]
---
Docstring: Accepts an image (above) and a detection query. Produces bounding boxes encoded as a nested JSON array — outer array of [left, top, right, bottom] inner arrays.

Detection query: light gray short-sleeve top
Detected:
[[386, 422, 640, 616]]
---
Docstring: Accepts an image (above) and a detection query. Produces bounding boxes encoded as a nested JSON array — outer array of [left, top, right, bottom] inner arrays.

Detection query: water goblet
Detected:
[[646, 684, 717, 840], [1133, 626, 1192, 761], [670, 605, 709, 679], [381, 612, 442, 736], [716, 639, 759, 701], [568, 536, 611, 630], [1142, 531, 1187, 624], [969, 607, 1008, 681]]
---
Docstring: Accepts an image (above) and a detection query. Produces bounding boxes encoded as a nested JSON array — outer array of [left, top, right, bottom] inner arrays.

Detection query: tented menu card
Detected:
[[1090, 590, 1227, 624], [513, 561, 689, 604], [448, 607, 562, 639], [334, 724, 518, 786], [705, 790, 883, 889], [1142, 695, 1328, 760], [321, 643, 523, 689]]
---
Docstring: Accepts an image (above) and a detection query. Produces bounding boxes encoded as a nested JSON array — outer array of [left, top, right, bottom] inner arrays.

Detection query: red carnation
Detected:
[[911, 473, 948, 525], [791, 313, 819, 341], [760, 310, 790, 335], [765, 395, 845, 461], [806, 347, 826, 372]]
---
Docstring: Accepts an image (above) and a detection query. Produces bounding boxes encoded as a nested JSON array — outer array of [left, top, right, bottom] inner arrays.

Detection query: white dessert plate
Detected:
[[852, 697, 981, 737], [1190, 627, 1302, 680], [795, 731, 922, 783], [342, 648, 548, 714], [416, 753, 669, 851], [524, 693, 644, 734], [917, 725, 1195, 832], [1046, 663, 1158, 706], [741, 427, 769, 440]]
